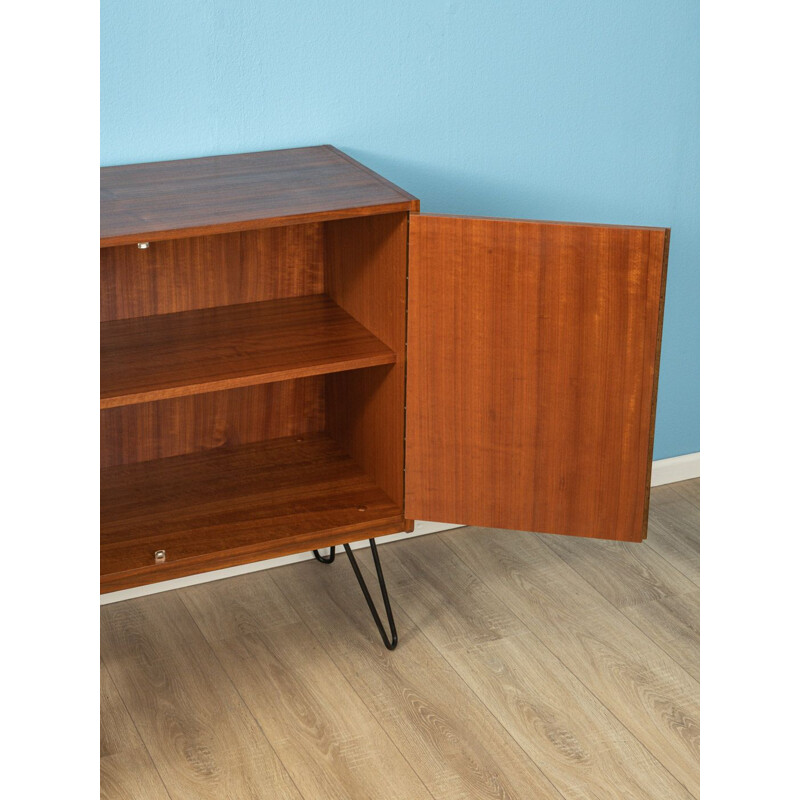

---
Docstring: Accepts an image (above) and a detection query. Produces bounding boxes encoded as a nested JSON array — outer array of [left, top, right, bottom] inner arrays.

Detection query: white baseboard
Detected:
[[100, 452, 699, 605], [651, 451, 700, 486]]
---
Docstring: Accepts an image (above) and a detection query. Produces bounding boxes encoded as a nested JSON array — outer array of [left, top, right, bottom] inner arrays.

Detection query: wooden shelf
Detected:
[[101, 294, 396, 408], [100, 433, 406, 592]]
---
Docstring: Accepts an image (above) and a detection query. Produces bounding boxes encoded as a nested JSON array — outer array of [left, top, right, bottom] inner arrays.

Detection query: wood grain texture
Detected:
[[639, 230, 671, 540], [372, 531, 694, 800], [645, 484, 700, 586], [621, 590, 700, 681], [101, 294, 396, 408], [271, 554, 564, 800], [101, 660, 142, 759], [543, 531, 697, 610], [101, 378, 325, 467], [181, 574, 434, 800], [439, 527, 699, 795], [101, 433, 405, 592], [101, 594, 303, 800], [669, 479, 700, 511], [101, 223, 324, 322], [439, 631, 694, 800], [324, 213, 409, 506], [406, 214, 669, 541], [102, 749, 173, 800], [541, 529, 700, 681], [101, 145, 418, 246], [377, 537, 695, 799], [100, 660, 171, 800]]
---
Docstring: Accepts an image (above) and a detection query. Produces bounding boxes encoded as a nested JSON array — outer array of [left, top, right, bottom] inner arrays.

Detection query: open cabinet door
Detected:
[[405, 214, 669, 542]]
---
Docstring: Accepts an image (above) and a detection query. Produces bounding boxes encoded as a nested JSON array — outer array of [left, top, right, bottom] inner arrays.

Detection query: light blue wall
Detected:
[[101, 0, 699, 460]]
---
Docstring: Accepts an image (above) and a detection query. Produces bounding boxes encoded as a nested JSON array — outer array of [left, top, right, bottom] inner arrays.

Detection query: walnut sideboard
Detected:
[[100, 145, 669, 602]]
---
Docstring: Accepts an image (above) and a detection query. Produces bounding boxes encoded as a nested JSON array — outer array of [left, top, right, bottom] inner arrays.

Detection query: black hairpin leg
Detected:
[[344, 540, 398, 650], [312, 547, 336, 564], [310, 539, 398, 650]]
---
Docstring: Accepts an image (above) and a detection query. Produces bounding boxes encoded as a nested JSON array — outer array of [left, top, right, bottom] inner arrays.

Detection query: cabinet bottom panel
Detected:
[[100, 433, 405, 592]]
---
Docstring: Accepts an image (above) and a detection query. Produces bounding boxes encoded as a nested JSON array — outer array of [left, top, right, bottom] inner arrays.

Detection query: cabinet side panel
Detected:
[[406, 215, 668, 542], [100, 224, 324, 321], [639, 229, 671, 538], [101, 379, 325, 467], [324, 213, 408, 507]]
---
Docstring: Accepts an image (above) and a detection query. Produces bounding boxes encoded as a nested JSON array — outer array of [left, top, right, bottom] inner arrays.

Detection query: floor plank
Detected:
[[621, 590, 700, 681], [180, 573, 433, 800], [272, 555, 564, 800], [543, 532, 696, 610], [435, 528, 699, 796], [378, 535, 696, 800], [101, 659, 172, 800], [669, 479, 700, 511], [645, 485, 700, 586], [101, 593, 303, 800], [542, 527, 700, 678]]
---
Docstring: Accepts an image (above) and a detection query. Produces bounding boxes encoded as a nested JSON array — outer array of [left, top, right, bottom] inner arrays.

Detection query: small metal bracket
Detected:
[[137, 242, 150, 249]]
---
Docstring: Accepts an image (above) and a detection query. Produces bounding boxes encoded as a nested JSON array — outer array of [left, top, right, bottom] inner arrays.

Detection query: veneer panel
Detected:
[[101, 295, 396, 408]]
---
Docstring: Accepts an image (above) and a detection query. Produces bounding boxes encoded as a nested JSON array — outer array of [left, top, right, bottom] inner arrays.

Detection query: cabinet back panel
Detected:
[[101, 378, 325, 467], [100, 224, 323, 321]]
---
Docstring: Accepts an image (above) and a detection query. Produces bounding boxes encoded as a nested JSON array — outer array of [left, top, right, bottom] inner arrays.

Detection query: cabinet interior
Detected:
[[100, 211, 409, 592]]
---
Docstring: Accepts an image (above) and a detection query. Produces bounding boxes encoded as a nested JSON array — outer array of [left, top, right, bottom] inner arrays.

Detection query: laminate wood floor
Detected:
[[101, 479, 700, 799]]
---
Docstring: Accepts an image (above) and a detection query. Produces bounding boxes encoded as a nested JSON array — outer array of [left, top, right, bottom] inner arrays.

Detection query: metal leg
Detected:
[[310, 539, 398, 650], [312, 546, 336, 564], [343, 539, 398, 650]]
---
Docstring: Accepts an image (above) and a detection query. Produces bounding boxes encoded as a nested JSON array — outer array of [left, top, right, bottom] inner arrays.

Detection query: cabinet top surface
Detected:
[[100, 145, 418, 246]]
